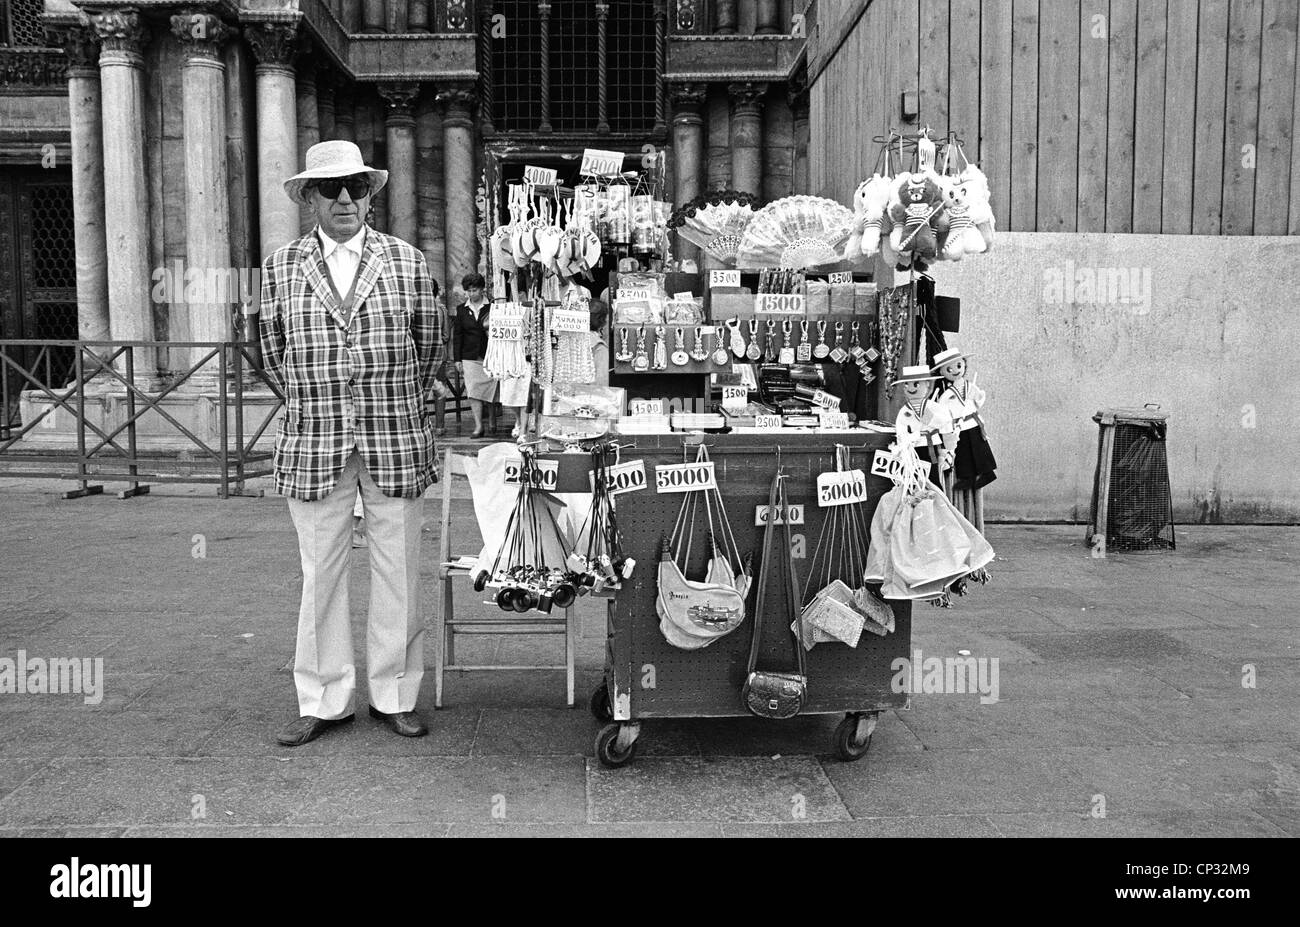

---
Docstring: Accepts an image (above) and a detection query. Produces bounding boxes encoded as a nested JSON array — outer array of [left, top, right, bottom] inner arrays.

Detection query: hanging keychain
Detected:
[[633, 324, 649, 371], [690, 325, 709, 363], [671, 327, 689, 366], [746, 318, 762, 361], [830, 321, 848, 364], [813, 319, 830, 360], [615, 326, 633, 363], [764, 319, 778, 363], [797, 319, 812, 362], [779, 319, 796, 365], [652, 325, 668, 370]]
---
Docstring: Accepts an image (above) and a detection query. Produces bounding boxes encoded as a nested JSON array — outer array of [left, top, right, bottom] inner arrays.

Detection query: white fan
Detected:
[[667, 191, 758, 265], [735, 195, 855, 269]]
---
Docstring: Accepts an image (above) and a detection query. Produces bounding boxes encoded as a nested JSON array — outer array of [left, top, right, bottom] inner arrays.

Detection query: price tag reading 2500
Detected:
[[504, 458, 559, 490], [816, 469, 868, 507], [654, 461, 717, 494]]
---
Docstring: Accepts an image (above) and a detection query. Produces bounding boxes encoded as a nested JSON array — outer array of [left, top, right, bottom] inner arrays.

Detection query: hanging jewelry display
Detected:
[[690, 326, 710, 363], [813, 319, 830, 359], [671, 327, 690, 366], [745, 318, 762, 361], [652, 325, 668, 370], [779, 319, 796, 365], [879, 284, 914, 398], [797, 320, 812, 362], [632, 324, 650, 371], [615, 327, 633, 363]]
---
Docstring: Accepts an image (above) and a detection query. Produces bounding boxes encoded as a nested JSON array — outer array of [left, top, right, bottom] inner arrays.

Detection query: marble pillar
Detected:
[[714, 0, 738, 34], [755, 0, 781, 34], [81, 8, 158, 386], [762, 91, 794, 204], [706, 88, 729, 191], [316, 67, 336, 140], [295, 56, 320, 234], [333, 82, 356, 142], [728, 82, 766, 200], [171, 10, 233, 384], [408, 1, 431, 32], [437, 84, 476, 300], [363, 0, 386, 33], [61, 27, 111, 347], [379, 82, 419, 246], [246, 23, 300, 259], [415, 93, 447, 290], [222, 38, 258, 348], [670, 83, 706, 267], [791, 92, 810, 195], [387, 0, 409, 34]]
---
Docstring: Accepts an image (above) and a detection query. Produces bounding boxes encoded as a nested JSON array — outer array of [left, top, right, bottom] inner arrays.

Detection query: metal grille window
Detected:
[[3, 0, 49, 47], [490, 0, 658, 135]]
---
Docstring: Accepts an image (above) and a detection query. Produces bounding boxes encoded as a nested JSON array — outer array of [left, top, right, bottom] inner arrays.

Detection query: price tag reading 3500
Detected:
[[816, 469, 868, 507], [504, 458, 559, 490], [654, 460, 717, 493]]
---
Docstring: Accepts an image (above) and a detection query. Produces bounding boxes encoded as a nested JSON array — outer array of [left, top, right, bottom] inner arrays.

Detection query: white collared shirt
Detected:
[[318, 226, 367, 297]]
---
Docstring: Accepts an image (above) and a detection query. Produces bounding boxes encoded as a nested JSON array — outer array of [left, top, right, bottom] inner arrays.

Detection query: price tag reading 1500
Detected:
[[654, 461, 717, 493], [816, 469, 868, 507]]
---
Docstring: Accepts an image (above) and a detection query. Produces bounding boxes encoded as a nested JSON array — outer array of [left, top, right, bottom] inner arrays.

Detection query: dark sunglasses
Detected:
[[312, 176, 370, 200]]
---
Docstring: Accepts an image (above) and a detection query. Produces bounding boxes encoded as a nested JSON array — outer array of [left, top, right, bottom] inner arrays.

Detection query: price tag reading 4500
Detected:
[[654, 460, 717, 494], [504, 458, 559, 490], [816, 469, 868, 507]]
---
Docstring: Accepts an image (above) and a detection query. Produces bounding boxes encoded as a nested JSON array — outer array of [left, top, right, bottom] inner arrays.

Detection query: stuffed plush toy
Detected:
[[959, 165, 996, 253], [855, 174, 893, 258], [888, 172, 943, 266], [938, 175, 985, 261]]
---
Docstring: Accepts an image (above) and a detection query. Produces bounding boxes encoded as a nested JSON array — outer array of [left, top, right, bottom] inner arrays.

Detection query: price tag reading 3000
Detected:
[[654, 461, 717, 494], [816, 469, 868, 507]]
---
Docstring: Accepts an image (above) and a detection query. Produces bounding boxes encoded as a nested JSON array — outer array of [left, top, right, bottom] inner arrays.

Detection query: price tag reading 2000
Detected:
[[816, 469, 868, 507], [654, 461, 717, 494]]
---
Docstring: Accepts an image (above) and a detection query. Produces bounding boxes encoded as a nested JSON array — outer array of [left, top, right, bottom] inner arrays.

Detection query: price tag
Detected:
[[654, 461, 717, 493], [489, 320, 522, 341], [754, 414, 783, 430], [818, 411, 850, 430], [673, 292, 696, 302], [523, 165, 558, 186], [755, 293, 807, 315], [710, 270, 741, 288], [809, 388, 840, 411], [755, 503, 805, 526], [721, 385, 748, 409], [871, 449, 931, 486], [593, 459, 647, 496], [628, 399, 664, 416], [552, 307, 589, 333], [816, 469, 868, 507], [503, 457, 560, 490], [616, 288, 653, 301], [580, 147, 624, 178], [828, 272, 854, 285]]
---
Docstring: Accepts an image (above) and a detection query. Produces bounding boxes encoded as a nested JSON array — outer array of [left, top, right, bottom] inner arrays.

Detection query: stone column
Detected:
[[728, 82, 766, 200], [595, 3, 610, 134], [437, 83, 477, 298], [791, 91, 810, 195], [670, 83, 706, 266], [295, 55, 320, 234], [316, 66, 336, 141], [387, 0, 409, 34], [653, 2, 667, 135], [714, 0, 738, 35], [538, 2, 552, 133], [60, 26, 111, 348], [172, 10, 233, 385], [409, 1, 430, 32], [379, 82, 420, 246], [755, 0, 781, 35], [706, 88, 729, 190], [245, 22, 300, 259], [333, 82, 356, 142], [762, 91, 793, 204], [222, 38, 258, 347], [477, 7, 495, 135], [81, 8, 158, 386], [416, 93, 446, 289], [363, 0, 386, 33]]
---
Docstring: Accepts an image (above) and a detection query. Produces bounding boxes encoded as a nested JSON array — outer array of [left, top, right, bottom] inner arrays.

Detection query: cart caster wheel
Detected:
[[473, 570, 489, 592], [596, 723, 637, 768], [833, 713, 875, 762], [589, 681, 613, 723]]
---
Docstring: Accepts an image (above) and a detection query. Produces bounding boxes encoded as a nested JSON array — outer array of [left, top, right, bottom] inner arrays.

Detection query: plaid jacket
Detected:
[[258, 227, 445, 501]]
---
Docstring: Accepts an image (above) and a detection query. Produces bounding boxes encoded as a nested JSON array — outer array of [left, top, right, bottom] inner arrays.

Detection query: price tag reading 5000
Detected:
[[816, 469, 868, 507], [654, 461, 717, 494], [504, 458, 559, 490]]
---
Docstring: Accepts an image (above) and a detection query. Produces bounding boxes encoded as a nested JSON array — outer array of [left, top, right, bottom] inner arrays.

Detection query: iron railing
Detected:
[[0, 339, 282, 499]]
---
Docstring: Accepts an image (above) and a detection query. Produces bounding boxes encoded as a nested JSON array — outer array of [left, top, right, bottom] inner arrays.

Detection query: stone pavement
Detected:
[[0, 469, 1296, 838]]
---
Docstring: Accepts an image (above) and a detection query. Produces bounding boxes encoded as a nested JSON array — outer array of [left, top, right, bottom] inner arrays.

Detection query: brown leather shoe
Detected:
[[276, 713, 354, 747], [368, 705, 428, 737]]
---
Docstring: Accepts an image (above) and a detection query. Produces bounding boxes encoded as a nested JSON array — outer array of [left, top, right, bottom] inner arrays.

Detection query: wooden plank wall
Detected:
[[807, 0, 1300, 234]]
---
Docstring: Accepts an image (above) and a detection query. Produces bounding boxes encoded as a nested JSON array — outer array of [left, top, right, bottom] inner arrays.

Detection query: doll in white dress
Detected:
[[893, 364, 957, 486]]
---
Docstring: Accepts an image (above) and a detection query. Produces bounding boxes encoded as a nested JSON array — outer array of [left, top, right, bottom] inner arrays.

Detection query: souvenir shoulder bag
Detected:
[[742, 471, 808, 719]]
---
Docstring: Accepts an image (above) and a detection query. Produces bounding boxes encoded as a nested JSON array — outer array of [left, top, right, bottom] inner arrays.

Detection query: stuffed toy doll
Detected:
[[852, 174, 894, 258], [959, 165, 996, 254], [893, 364, 956, 486], [888, 173, 943, 267], [938, 175, 986, 261], [931, 348, 997, 490]]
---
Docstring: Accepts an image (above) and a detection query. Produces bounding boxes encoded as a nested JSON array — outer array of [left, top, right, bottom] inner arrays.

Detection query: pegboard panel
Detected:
[[607, 435, 911, 720]]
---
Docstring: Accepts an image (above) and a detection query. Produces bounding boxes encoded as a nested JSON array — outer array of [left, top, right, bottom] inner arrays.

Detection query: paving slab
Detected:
[[0, 757, 327, 828], [289, 756, 588, 825], [0, 672, 166, 712], [123, 824, 451, 838], [1165, 627, 1300, 660], [690, 709, 922, 759], [991, 662, 1189, 701], [984, 811, 1288, 837], [1002, 629, 1194, 662], [0, 759, 49, 802], [0, 826, 130, 838], [586, 757, 852, 824], [473, 708, 701, 758], [446, 822, 724, 837], [896, 696, 1155, 750], [720, 815, 1006, 838], [1101, 697, 1300, 745], [121, 670, 291, 710], [0, 706, 236, 759], [195, 706, 480, 758]]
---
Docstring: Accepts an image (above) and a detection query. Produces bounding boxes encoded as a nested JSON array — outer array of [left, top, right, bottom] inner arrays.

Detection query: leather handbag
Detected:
[[742, 471, 807, 719]]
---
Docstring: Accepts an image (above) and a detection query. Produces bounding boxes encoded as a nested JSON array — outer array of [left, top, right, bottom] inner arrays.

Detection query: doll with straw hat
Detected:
[[893, 364, 957, 486], [931, 348, 997, 491]]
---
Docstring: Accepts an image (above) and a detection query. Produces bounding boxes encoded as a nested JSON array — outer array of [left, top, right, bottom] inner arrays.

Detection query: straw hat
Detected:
[[284, 140, 389, 205], [931, 348, 974, 370], [894, 364, 942, 385]]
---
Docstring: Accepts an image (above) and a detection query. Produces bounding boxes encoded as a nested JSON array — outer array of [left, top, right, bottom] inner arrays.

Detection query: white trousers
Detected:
[[287, 448, 425, 719]]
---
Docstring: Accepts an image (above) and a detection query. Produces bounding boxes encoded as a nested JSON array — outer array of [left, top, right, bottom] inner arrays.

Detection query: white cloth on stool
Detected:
[[287, 448, 425, 719]]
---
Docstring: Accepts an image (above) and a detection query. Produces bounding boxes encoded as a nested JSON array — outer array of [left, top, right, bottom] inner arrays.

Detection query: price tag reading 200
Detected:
[[593, 460, 647, 496], [816, 469, 868, 507], [654, 461, 718, 494]]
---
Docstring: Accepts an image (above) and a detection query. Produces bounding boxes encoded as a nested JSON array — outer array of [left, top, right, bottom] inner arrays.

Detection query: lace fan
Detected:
[[734, 195, 856, 269], [667, 190, 758, 264]]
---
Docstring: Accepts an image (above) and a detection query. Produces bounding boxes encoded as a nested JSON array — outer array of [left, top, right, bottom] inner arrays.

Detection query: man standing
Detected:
[[259, 141, 442, 745]]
